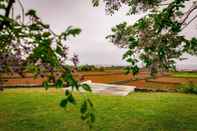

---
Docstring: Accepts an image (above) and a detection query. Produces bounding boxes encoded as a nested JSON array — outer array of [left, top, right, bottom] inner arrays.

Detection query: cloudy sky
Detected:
[[19, 0, 197, 69]]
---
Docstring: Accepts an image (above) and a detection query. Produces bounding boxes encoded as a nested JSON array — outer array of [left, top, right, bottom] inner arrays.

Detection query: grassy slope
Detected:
[[0, 88, 197, 131]]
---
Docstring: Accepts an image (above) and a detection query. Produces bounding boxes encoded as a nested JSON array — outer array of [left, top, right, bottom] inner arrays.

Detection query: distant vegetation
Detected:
[[76, 65, 125, 72], [172, 72, 197, 78], [78, 65, 104, 72], [177, 82, 197, 94]]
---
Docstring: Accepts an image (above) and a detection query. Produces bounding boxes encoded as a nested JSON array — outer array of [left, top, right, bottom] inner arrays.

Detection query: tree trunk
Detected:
[[0, 76, 4, 91]]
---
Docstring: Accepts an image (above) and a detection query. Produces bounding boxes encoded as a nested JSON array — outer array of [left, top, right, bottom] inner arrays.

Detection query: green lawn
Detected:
[[0, 88, 197, 131], [172, 72, 197, 78]]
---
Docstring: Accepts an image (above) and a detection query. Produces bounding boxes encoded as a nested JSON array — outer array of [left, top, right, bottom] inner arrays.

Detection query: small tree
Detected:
[[0, 0, 95, 127]]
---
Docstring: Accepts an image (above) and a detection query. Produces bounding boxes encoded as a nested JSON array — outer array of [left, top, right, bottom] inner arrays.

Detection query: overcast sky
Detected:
[[19, 0, 197, 69]]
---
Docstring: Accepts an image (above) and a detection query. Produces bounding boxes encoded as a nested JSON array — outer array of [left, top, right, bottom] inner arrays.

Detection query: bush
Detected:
[[98, 67, 104, 71], [78, 65, 105, 72], [78, 65, 95, 71], [177, 82, 197, 94]]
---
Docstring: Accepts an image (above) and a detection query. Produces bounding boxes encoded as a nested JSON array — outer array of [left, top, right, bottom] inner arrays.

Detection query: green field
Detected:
[[0, 88, 197, 131], [172, 72, 197, 78]]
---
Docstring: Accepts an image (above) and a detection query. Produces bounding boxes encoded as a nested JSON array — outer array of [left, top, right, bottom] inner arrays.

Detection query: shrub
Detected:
[[177, 82, 197, 94], [78, 65, 94, 71], [78, 65, 105, 72], [98, 67, 105, 71]]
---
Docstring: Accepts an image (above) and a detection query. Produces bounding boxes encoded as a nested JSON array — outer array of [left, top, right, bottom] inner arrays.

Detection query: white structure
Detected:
[[66, 80, 136, 96]]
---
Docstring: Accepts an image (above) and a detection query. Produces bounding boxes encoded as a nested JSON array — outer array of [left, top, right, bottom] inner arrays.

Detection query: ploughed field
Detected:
[[0, 88, 197, 131], [1, 70, 197, 91]]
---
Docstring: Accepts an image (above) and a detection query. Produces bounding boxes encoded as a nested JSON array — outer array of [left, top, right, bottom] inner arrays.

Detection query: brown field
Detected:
[[76, 73, 132, 83], [1, 70, 197, 92]]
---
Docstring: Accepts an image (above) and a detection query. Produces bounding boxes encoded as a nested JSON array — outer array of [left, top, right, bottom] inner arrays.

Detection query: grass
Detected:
[[0, 88, 197, 131], [172, 72, 197, 78]]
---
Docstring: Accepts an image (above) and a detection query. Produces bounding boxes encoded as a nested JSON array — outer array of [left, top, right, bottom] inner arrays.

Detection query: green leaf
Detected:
[[144, 58, 152, 67], [122, 50, 132, 60], [90, 113, 95, 122], [126, 58, 132, 63], [60, 94, 76, 108], [81, 113, 89, 120], [175, 11, 184, 17], [29, 24, 41, 30], [25, 9, 37, 17], [43, 32, 51, 37], [171, 22, 181, 32], [56, 45, 63, 55], [63, 26, 81, 40], [124, 66, 130, 74], [126, 58, 136, 65], [131, 65, 139, 76], [68, 28, 81, 36], [43, 81, 49, 90], [87, 98, 94, 108], [55, 79, 64, 88], [81, 84, 92, 92], [92, 0, 99, 7], [65, 90, 70, 96], [80, 101, 87, 114], [67, 94, 76, 105], [60, 99, 68, 108], [62, 71, 79, 90]]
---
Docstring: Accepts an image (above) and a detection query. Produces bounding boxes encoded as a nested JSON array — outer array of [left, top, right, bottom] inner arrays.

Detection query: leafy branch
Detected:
[[0, 0, 95, 128], [102, 0, 197, 77]]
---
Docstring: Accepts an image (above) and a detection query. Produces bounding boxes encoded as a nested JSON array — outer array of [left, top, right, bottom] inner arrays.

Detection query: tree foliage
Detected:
[[93, 0, 163, 14], [94, 0, 197, 77]]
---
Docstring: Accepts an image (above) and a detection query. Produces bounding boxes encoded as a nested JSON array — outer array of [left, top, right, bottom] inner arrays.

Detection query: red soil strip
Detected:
[[148, 77, 197, 84], [2, 77, 47, 87], [1, 71, 197, 90]]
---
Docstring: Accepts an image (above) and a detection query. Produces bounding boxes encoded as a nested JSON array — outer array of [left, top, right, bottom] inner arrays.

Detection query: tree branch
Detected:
[[0, 0, 15, 30], [181, 14, 197, 31], [17, 0, 25, 24], [181, 5, 197, 25], [5, 0, 15, 17]]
